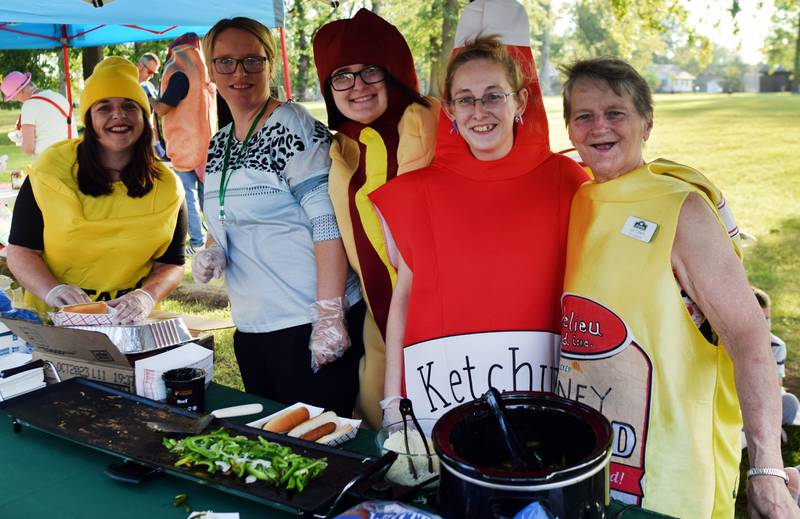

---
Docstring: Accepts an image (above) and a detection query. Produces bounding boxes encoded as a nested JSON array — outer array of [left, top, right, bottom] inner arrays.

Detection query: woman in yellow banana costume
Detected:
[[6, 57, 186, 324], [559, 58, 796, 518]]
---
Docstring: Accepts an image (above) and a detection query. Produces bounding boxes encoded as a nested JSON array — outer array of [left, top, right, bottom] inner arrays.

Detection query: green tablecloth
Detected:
[[0, 382, 667, 518]]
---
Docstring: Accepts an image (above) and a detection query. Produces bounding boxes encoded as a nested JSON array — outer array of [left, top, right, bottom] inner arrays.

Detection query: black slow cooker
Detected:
[[432, 391, 612, 519]]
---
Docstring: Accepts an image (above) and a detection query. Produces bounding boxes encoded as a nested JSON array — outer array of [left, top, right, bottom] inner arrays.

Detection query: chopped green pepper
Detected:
[[162, 428, 327, 492]]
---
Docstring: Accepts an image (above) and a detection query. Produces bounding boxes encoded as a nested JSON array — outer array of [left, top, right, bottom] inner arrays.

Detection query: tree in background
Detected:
[[763, 0, 799, 90], [554, 0, 689, 73]]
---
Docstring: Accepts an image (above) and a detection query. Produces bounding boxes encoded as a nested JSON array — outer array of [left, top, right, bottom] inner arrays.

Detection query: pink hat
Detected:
[[1, 71, 31, 102]]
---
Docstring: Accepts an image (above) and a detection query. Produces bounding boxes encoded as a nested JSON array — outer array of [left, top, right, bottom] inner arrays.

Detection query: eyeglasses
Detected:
[[329, 65, 386, 91], [212, 56, 268, 75], [449, 91, 518, 114]]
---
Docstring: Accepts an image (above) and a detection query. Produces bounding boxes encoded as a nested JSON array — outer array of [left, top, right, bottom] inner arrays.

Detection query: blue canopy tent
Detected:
[[0, 0, 288, 125]]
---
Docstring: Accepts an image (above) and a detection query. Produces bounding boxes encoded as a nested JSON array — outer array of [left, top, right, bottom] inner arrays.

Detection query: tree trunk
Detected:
[[291, 0, 310, 101], [427, 0, 460, 97], [794, 9, 800, 92], [82, 46, 104, 80], [538, 1, 554, 95]]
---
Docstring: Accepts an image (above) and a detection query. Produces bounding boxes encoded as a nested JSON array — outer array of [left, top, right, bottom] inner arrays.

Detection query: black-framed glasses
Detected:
[[449, 91, 518, 114], [212, 56, 268, 75], [329, 65, 386, 91]]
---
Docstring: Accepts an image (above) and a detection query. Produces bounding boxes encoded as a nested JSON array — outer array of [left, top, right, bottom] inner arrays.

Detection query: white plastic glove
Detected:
[[107, 289, 155, 324], [192, 244, 226, 283], [380, 395, 403, 430], [44, 284, 91, 308], [308, 296, 350, 372], [7, 130, 22, 146]]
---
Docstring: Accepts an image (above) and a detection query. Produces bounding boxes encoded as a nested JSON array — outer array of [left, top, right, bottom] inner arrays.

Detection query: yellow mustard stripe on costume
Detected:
[[24, 140, 184, 314], [560, 159, 741, 518], [356, 127, 397, 287]]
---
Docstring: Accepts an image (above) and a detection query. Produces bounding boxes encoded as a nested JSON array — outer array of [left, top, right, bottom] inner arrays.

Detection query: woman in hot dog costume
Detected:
[[558, 58, 795, 517], [6, 57, 186, 324], [312, 9, 438, 429], [369, 0, 588, 424]]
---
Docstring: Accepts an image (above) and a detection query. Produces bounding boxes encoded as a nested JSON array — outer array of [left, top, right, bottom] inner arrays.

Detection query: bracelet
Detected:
[[747, 467, 789, 485]]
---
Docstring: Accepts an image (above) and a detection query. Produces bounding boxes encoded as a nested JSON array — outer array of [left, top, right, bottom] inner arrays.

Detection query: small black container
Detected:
[[433, 391, 612, 519], [162, 367, 205, 412]]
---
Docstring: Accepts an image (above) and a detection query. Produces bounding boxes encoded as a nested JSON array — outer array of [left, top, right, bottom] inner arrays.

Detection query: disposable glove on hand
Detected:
[[308, 296, 350, 373], [192, 245, 226, 283], [380, 395, 403, 429], [108, 289, 155, 324], [45, 284, 91, 308], [7, 130, 22, 146]]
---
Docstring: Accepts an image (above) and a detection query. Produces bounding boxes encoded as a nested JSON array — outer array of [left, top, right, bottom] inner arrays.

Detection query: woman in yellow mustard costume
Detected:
[[6, 57, 185, 324], [312, 9, 438, 429], [558, 58, 795, 517]]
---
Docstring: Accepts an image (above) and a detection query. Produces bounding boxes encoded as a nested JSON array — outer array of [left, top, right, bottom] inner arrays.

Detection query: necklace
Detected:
[[217, 99, 273, 222]]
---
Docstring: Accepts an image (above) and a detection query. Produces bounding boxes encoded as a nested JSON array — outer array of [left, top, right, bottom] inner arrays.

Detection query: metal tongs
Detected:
[[399, 398, 434, 480]]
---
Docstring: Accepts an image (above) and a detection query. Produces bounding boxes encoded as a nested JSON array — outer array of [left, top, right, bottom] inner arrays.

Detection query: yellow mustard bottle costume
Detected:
[[560, 159, 742, 518], [24, 140, 184, 314]]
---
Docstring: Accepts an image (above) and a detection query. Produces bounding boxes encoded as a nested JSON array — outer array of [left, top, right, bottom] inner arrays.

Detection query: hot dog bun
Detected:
[[262, 406, 310, 433], [287, 411, 339, 441], [316, 423, 353, 444], [61, 302, 109, 314]]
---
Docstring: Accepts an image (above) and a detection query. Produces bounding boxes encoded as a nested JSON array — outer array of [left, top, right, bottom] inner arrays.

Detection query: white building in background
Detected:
[[650, 64, 696, 93], [743, 72, 759, 92], [705, 80, 723, 93]]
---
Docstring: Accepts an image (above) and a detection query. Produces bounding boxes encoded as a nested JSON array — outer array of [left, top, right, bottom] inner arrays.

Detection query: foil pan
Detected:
[[66, 318, 192, 354]]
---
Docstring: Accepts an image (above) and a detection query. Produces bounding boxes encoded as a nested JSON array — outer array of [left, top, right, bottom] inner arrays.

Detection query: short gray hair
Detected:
[[560, 57, 653, 126]]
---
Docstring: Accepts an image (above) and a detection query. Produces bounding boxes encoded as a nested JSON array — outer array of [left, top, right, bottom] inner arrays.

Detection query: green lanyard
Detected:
[[217, 99, 272, 222]]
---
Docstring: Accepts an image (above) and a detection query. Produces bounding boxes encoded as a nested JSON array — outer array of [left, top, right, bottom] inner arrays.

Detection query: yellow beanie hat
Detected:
[[79, 56, 150, 123]]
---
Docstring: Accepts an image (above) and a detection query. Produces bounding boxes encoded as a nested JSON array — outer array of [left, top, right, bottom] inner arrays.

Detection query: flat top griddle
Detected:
[[0, 378, 394, 515]]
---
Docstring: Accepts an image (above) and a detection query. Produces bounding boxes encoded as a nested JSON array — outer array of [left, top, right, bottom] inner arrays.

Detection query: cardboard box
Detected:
[[0, 317, 214, 393]]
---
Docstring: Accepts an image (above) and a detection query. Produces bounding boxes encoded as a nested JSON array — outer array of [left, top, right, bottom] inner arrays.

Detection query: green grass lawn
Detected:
[[0, 107, 31, 182]]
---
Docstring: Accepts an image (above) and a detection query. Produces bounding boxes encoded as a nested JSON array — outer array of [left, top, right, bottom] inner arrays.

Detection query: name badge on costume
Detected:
[[621, 216, 658, 243], [403, 331, 560, 420]]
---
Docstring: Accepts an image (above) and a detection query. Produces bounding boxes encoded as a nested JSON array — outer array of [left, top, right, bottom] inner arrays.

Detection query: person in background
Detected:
[[137, 53, 160, 101], [5, 57, 186, 324], [1, 71, 77, 157], [558, 57, 797, 517], [754, 286, 800, 427], [192, 17, 364, 417], [154, 32, 217, 256], [370, 1, 588, 426], [312, 9, 438, 430]]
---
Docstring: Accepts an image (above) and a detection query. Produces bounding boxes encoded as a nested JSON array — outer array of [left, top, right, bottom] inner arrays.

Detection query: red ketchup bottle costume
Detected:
[[369, 0, 588, 419]]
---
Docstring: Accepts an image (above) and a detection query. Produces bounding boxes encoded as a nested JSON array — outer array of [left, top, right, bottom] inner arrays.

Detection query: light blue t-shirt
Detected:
[[204, 102, 361, 332]]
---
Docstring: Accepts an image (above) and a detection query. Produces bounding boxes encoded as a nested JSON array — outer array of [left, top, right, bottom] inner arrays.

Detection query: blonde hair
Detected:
[[442, 35, 524, 103], [203, 17, 277, 74]]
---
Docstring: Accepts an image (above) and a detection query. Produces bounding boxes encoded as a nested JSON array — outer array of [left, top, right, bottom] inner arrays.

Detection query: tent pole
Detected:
[[60, 25, 74, 138], [279, 27, 292, 101]]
